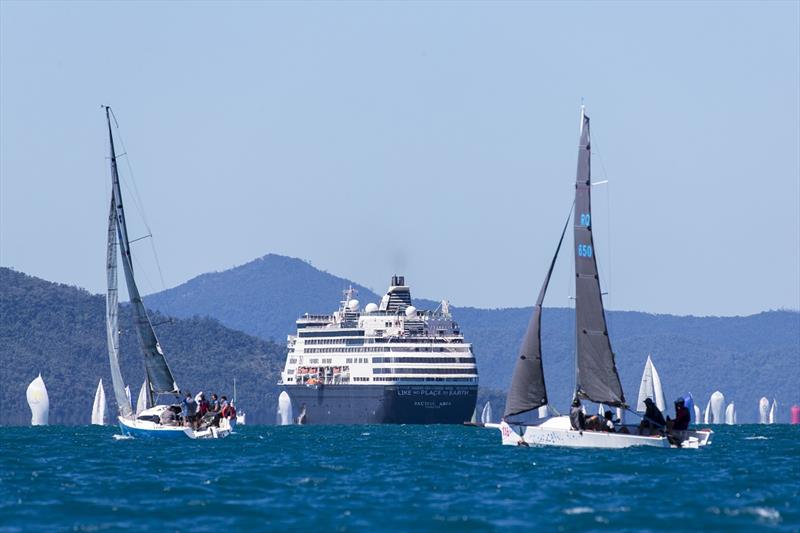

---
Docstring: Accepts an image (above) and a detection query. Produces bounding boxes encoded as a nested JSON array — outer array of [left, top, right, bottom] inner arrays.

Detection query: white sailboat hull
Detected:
[[118, 406, 232, 439], [490, 417, 712, 449]]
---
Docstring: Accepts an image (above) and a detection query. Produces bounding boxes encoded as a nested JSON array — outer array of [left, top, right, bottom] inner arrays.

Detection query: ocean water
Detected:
[[1, 425, 798, 532]]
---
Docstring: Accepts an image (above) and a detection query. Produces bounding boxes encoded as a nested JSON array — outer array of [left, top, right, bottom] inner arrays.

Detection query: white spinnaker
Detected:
[[481, 402, 493, 424], [759, 397, 769, 424], [538, 405, 548, 419], [710, 391, 725, 424], [636, 355, 666, 412], [769, 399, 777, 424], [26, 374, 49, 426], [725, 402, 736, 425], [136, 380, 151, 415], [91, 379, 108, 425], [278, 391, 293, 425]]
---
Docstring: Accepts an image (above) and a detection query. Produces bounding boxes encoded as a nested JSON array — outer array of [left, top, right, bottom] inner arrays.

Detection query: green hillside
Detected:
[[0, 268, 285, 426]]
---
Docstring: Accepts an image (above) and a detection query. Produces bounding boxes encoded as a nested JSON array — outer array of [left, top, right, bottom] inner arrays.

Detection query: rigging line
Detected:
[[111, 116, 168, 291]]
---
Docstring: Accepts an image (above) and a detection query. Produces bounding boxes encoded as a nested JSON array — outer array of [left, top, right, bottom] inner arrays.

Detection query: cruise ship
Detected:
[[278, 276, 478, 424]]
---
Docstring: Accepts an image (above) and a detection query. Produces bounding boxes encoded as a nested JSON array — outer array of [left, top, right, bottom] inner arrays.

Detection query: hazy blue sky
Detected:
[[1, 1, 798, 316]]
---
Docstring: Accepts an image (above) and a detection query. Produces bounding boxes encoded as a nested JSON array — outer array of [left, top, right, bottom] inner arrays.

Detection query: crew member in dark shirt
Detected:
[[569, 398, 586, 431], [640, 397, 666, 433], [668, 397, 691, 431]]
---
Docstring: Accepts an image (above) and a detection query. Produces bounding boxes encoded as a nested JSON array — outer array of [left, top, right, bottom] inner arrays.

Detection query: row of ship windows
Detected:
[[372, 368, 477, 375], [301, 346, 471, 354], [370, 357, 476, 364]]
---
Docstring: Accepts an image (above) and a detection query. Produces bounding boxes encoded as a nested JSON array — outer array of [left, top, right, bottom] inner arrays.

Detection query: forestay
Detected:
[[504, 205, 573, 417], [106, 108, 178, 396], [573, 111, 625, 407]]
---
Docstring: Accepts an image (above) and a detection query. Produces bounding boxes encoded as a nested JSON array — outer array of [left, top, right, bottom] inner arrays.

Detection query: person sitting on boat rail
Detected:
[[570, 398, 586, 431], [640, 398, 666, 433], [210, 393, 220, 413], [667, 397, 690, 431]]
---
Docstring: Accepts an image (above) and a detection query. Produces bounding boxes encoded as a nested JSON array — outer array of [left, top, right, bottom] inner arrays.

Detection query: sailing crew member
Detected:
[[667, 397, 691, 431], [181, 391, 198, 429], [570, 398, 586, 431], [640, 398, 666, 433]]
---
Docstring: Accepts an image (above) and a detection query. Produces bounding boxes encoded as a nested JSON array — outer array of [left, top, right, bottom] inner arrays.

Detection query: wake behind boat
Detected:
[[102, 107, 231, 440], [489, 107, 711, 450]]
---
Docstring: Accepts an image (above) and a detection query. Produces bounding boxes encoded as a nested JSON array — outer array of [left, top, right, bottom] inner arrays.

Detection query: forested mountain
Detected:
[[0, 268, 285, 425], [146, 254, 800, 422]]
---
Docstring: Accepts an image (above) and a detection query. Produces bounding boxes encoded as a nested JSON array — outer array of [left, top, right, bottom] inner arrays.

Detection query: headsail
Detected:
[[769, 399, 777, 424], [26, 373, 49, 426], [106, 107, 178, 396], [136, 379, 152, 414], [504, 204, 573, 417], [573, 109, 625, 407], [106, 194, 132, 418]]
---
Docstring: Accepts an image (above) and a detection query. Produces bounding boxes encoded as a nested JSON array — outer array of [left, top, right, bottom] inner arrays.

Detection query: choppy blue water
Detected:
[[1, 424, 798, 532]]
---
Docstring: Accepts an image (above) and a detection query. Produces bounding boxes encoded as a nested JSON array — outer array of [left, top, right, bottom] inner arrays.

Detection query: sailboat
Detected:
[[278, 391, 293, 425], [769, 399, 777, 424], [759, 397, 770, 424], [637, 356, 666, 413], [489, 108, 711, 449], [102, 106, 230, 439], [481, 402, 493, 425], [26, 374, 49, 426], [709, 391, 725, 423], [91, 379, 108, 425], [725, 402, 736, 425]]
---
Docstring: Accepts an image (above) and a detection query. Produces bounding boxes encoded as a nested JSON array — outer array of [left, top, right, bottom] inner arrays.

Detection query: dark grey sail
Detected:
[[504, 205, 573, 417], [106, 107, 179, 396], [573, 110, 625, 406]]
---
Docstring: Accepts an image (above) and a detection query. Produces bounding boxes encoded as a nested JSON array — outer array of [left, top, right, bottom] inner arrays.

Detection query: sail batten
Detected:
[[573, 110, 625, 407], [105, 108, 178, 396], [504, 204, 573, 417]]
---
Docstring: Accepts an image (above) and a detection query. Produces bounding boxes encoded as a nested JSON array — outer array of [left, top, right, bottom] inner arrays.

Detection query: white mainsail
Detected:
[[693, 404, 701, 423], [136, 380, 151, 414], [710, 391, 725, 424], [759, 397, 769, 424], [91, 379, 108, 425], [27, 374, 49, 426], [704, 399, 711, 424], [278, 391, 293, 425], [769, 399, 777, 424], [481, 402, 493, 424], [725, 401, 736, 425], [636, 355, 666, 413]]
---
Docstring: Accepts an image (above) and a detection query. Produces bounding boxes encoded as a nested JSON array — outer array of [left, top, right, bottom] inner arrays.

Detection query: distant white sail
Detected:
[[91, 379, 108, 425], [26, 374, 49, 426], [693, 405, 701, 423], [759, 397, 769, 424], [636, 355, 666, 413], [616, 407, 625, 425], [136, 380, 151, 415], [769, 399, 777, 424], [470, 408, 477, 424], [538, 405, 548, 419], [710, 391, 725, 424], [704, 399, 711, 424], [725, 401, 736, 425], [278, 391, 293, 425], [598, 403, 605, 416], [481, 402, 493, 425], [125, 385, 132, 414]]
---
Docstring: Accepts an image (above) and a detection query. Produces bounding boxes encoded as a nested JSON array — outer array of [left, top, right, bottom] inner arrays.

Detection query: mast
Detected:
[[573, 107, 625, 407], [105, 107, 179, 397]]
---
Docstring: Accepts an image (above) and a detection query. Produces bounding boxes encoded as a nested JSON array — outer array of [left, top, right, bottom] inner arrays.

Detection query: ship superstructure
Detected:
[[279, 276, 478, 424]]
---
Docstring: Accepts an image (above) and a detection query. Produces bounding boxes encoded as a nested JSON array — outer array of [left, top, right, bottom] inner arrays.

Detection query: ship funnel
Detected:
[[391, 275, 405, 287]]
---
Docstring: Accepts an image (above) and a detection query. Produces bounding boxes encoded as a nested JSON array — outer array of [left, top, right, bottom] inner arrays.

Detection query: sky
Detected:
[[1, 1, 798, 316]]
